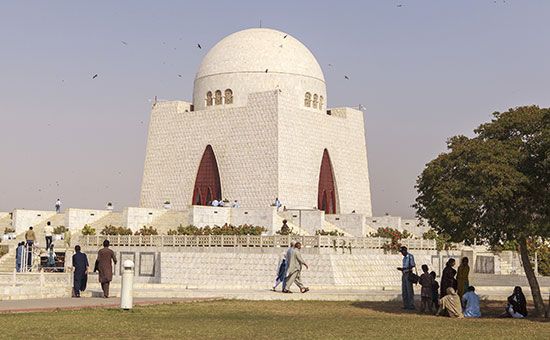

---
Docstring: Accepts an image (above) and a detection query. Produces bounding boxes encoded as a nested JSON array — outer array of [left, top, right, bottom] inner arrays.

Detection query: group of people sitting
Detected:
[[207, 199, 240, 208], [418, 256, 528, 318]]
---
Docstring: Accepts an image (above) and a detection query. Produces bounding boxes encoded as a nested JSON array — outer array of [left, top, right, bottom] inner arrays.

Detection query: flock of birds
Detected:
[[88, 33, 352, 81]]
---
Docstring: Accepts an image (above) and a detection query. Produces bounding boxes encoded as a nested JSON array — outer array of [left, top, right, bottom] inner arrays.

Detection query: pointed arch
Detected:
[[318, 149, 338, 214], [192, 145, 222, 205]]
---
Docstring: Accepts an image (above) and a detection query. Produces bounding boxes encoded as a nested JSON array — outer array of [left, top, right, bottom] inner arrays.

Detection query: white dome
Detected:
[[193, 28, 326, 111], [196, 28, 325, 82]]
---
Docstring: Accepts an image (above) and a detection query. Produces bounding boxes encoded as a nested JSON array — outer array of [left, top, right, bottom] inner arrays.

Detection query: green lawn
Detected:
[[0, 300, 548, 339]]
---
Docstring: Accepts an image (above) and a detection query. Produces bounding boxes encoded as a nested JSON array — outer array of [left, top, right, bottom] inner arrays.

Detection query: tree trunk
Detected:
[[518, 237, 546, 317]]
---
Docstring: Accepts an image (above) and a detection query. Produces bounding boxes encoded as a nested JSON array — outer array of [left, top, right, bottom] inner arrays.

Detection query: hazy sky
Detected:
[[0, 1, 549, 217]]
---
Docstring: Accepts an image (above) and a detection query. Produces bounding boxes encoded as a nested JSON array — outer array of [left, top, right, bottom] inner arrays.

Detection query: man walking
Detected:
[[96, 239, 117, 298], [397, 246, 416, 310], [72, 245, 89, 298], [283, 242, 309, 293], [45, 221, 53, 250]]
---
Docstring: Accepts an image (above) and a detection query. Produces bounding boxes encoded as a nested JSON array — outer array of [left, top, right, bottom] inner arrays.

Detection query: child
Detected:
[[419, 265, 435, 313], [430, 271, 440, 311]]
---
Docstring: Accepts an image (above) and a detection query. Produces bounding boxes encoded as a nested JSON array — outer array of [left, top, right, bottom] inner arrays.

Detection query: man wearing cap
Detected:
[[397, 246, 416, 310]]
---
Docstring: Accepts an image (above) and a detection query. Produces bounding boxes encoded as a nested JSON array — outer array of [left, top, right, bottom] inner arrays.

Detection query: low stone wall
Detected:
[[13, 209, 57, 234], [160, 250, 435, 289], [65, 208, 112, 231]]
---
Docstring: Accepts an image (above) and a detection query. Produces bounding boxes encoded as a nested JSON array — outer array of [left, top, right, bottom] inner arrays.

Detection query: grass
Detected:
[[0, 300, 548, 339]]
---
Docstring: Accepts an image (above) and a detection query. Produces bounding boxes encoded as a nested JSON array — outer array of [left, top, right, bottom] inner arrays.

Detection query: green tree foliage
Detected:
[[167, 224, 266, 235], [414, 106, 550, 316], [81, 224, 96, 236], [422, 229, 455, 251], [100, 225, 133, 235], [315, 229, 344, 236], [368, 227, 412, 253], [134, 226, 159, 236], [52, 225, 67, 234]]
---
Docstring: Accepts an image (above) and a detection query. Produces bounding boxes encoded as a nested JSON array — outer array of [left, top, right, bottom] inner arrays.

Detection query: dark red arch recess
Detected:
[[192, 145, 222, 205], [318, 149, 338, 214]]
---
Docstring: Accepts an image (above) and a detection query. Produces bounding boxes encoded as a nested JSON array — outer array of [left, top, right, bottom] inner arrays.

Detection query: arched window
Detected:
[[318, 149, 338, 214], [192, 145, 222, 206], [224, 89, 233, 104], [319, 96, 324, 110], [206, 91, 213, 106], [313, 94, 318, 109], [304, 92, 311, 107], [214, 90, 222, 105]]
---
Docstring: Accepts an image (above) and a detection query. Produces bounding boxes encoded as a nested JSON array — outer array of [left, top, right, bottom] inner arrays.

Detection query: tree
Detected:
[[414, 106, 550, 316]]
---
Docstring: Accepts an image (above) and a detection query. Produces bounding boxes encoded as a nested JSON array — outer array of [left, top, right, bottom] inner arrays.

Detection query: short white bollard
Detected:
[[120, 260, 134, 310]]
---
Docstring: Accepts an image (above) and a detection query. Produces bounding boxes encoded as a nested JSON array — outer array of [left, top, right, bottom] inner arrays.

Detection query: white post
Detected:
[[120, 260, 134, 310]]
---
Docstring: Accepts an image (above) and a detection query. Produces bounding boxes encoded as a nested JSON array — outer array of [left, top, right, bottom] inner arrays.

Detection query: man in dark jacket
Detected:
[[72, 245, 89, 298]]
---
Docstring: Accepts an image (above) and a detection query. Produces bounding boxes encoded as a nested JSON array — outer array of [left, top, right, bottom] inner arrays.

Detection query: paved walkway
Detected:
[[0, 297, 209, 313]]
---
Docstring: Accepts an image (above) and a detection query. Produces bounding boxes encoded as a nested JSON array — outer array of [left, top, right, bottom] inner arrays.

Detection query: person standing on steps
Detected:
[[397, 246, 416, 310], [283, 242, 309, 293], [55, 198, 62, 213], [24, 226, 36, 270], [44, 221, 53, 250], [95, 239, 117, 298], [72, 245, 89, 298], [15, 242, 24, 272]]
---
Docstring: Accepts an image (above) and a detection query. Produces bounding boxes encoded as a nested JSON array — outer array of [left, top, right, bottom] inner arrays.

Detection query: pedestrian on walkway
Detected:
[[419, 264, 435, 313], [281, 240, 296, 292], [55, 198, 62, 213], [72, 245, 89, 298], [95, 239, 117, 298], [272, 251, 288, 291], [440, 258, 457, 298], [283, 242, 309, 293], [45, 221, 53, 250], [397, 246, 416, 310], [456, 257, 470, 298], [15, 242, 24, 272]]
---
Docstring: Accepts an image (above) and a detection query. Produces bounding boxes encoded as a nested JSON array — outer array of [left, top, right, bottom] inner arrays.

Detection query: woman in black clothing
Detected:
[[440, 258, 457, 298]]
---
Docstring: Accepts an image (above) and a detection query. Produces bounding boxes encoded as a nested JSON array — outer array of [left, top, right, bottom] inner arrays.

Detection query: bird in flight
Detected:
[[397, 4, 404, 7], [283, 35, 288, 39], [121, 41, 128, 45], [178, 74, 182, 78], [92, 74, 98, 79], [344, 75, 349, 80], [197, 43, 202, 49]]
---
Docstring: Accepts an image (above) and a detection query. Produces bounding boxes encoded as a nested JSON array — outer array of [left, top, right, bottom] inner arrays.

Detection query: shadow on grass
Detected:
[[350, 300, 550, 323]]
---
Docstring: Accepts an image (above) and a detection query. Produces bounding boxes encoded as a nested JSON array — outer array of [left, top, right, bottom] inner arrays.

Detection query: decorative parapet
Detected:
[[79, 234, 436, 250]]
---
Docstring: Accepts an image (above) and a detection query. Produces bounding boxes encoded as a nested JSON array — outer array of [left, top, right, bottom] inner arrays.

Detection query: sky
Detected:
[[0, 0, 549, 217]]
